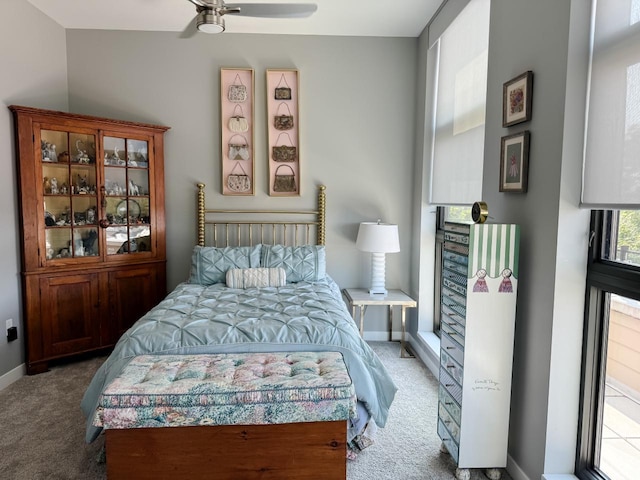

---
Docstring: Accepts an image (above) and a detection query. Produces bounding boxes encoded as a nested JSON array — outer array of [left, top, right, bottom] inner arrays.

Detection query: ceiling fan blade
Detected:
[[186, 0, 211, 8], [179, 16, 199, 38], [224, 3, 318, 18]]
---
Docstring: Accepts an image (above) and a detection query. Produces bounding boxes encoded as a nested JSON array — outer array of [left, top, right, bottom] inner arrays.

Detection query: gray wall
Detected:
[[412, 1, 592, 479], [0, 0, 68, 378], [64, 32, 418, 334]]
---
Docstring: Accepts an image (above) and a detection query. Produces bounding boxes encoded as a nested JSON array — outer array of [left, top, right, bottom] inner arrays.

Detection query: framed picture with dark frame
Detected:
[[502, 71, 533, 127], [500, 131, 530, 193]]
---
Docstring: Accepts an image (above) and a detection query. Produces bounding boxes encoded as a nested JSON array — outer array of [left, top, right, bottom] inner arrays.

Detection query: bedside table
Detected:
[[343, 288, 417, 358]]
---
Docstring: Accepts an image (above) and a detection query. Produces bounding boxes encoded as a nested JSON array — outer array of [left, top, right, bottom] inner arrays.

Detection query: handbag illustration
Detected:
[[272, 132, 297, 162], [228, 134, 250, 161], [273, 102, 294, 131], [228, 105, 249, 133], [227, 162, 251, 193], [274, 74, 292, 100], [273, 164, 297, 193], [228, 74, 247, 103]]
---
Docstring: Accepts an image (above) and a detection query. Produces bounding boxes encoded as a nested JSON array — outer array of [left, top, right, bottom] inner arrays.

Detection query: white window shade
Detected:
[[582, 1, 640, 208], [429, 0, 490, 206]]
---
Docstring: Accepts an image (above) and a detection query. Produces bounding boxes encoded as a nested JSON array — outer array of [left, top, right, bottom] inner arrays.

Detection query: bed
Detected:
[[81, 183, 397, 477]]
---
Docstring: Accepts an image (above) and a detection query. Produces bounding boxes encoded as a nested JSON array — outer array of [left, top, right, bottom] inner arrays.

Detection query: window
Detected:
[[423, 0, 489, 339], [428, 0, 489, 206], [433, 206, 472, 334], [577, 210, 640, 480]]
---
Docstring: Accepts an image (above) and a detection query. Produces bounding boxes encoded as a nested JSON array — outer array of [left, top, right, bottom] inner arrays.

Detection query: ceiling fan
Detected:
[[183, 0, 318, 36]]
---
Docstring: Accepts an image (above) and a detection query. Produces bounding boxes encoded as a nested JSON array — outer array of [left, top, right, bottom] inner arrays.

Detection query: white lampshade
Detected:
[[356, 221, 400, 296], [356, 222, 400, 253]]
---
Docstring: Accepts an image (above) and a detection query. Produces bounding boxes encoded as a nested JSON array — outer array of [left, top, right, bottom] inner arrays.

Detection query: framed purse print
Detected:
[[502, 71, 533, 127], [266, 69, 300, 196], [221, 68, 254, 195]]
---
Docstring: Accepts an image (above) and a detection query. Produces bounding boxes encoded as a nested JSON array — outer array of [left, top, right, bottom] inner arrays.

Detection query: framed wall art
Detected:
[[221, 68, 254, 196], [266, 69, 300, 196], [502, 71, 533, 127], [500, 130, 530, 193]]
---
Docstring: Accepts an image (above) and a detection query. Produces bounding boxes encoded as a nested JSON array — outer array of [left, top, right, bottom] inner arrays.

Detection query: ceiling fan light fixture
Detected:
[[196, 10, 225, 33]]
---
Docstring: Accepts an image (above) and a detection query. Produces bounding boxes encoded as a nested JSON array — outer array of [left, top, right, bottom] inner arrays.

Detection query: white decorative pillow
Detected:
[[226, 267, 287, 289]]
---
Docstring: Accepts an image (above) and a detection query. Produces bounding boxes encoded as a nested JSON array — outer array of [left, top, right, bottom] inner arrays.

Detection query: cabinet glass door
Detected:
[[42, 129, 99, 260], [103, 137, 151, 256]]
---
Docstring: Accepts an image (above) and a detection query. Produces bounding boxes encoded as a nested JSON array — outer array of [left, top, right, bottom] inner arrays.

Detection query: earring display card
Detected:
[[266, 69, 300, 196], [221, 68, 254, 195]]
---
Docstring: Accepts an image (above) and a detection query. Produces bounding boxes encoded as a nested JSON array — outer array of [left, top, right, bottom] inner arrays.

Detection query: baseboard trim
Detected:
[[0, 363, 26, 392], [363, 330, 404, 342], [541, 475, 579, 480], [507, 454, 532, 480]]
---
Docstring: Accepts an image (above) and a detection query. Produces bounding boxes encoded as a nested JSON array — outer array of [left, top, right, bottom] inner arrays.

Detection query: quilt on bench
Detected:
[[94, 352, 357, 429]]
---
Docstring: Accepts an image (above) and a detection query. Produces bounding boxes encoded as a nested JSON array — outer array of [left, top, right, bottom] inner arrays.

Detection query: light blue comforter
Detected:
[[81, 277, 397, 442]]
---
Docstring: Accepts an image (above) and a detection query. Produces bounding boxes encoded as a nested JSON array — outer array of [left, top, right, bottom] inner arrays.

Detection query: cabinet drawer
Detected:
[[439, 402, 460, 443], [440, 348, 464, 385], [441, 319, 464, 347], [440, 366, 463, 404], [442, 289, 467, 317], [441, 331, 464, 366], [438, 418, 460, 463], [442, 268, 467, 288], [443, 249, 469, 266], [443, 277, 467, 297], [444, 241, 469, 256], [443, 258, 468, 276], [442, 304, 466, 327], [439, 384, 461, 425], [445, 222, 471, 234], [444, 231, 469, 245]]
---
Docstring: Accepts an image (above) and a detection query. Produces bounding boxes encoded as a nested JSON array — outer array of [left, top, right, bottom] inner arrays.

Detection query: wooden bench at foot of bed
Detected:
[[106, 420, 346, 480], [93, 352, 356, 480]]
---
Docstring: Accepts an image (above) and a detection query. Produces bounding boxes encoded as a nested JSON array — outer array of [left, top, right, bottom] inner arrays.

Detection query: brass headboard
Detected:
[[196, 183, 326, 247]]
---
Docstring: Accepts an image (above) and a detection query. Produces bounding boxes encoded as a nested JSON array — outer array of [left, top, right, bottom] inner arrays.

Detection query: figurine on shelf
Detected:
[[86, 206, 96, 224], [58, 151, 69, 163], [41, 141, 57, 162], [128, 179, 140, 196], [83, 230, 98, 255], [75, 140, 91, 164], [60, 182, 68, 194], [43, 176, 51, 194], [50, 177, 58, 194], [76, 173, 89, 193], [48, 143, 57, 162]]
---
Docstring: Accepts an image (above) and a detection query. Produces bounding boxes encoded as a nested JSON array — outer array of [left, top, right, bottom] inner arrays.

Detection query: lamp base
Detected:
[[369, 252, 388, 297], [369, 288, 388, 296]]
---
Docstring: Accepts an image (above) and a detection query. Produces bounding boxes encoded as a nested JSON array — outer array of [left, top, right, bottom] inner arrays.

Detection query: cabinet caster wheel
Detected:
[[455, 468, 471, 480], [440, 441, 449, 454], [485, 468, 502, 480]]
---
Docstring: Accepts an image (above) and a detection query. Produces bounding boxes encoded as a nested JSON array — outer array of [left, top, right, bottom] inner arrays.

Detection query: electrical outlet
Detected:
[[7, 327, 17, 342], [6, 319, 13, 331]]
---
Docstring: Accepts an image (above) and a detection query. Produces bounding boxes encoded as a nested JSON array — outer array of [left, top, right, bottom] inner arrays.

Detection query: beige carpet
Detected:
[[0, 342, 512, 480]]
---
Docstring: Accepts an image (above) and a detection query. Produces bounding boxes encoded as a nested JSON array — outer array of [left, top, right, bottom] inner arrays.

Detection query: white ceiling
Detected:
[[26, 0, 442, 38]]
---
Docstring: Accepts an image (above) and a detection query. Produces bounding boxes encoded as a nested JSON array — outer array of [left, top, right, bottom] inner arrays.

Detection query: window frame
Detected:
[[576, 209, 640, 479]]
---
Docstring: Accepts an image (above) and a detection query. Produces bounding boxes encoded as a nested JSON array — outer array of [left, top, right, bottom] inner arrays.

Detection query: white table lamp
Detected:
[[356, 221, 400, 296]]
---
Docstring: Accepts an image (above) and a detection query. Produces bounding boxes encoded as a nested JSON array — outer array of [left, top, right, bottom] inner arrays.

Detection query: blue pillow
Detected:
[[189, 245, 262, 285], [260, 244, 326, 283]]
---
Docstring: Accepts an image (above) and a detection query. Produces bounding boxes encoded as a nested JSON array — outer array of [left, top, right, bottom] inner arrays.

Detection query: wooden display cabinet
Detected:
[[10, 105, 169, 374]]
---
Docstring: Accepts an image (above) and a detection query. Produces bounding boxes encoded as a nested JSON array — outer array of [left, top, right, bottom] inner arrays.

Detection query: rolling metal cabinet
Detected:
[[438, 222, 520, 480]]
